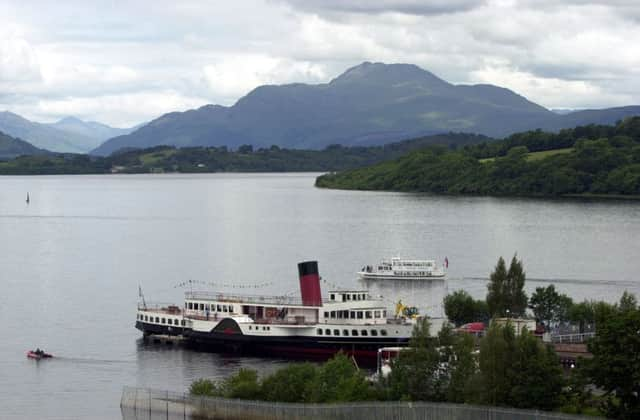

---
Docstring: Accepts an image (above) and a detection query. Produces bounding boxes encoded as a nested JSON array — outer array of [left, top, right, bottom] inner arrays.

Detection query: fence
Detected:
[[121, 387, 595, 420], [551, 332, 596, 344]]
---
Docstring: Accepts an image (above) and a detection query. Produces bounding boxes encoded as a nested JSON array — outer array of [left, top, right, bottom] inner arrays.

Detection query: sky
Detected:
[[1, 0, 639, 127]]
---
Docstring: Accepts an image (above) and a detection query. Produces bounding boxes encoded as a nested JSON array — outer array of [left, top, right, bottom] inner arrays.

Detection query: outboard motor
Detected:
[[298, 261, 322, 306]]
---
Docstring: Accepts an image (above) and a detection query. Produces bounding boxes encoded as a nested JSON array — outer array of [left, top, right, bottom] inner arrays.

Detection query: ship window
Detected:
[[350, 311, 356, 319], [330, 294, 335, 301], [325, 329, 331, 335], [371, 330, 378, 336], [161, 318, 166, 324], [333, 329, 340, 336], [330, 311, 336, 318], [181, 320, 186, 326], [263, 326, 267, 331], [317, 328, 322, 335], [343, 329, 349, 336], [381, 330, 387, 336], [366, 311, 372, 319], [383, 310, 387, 318], [155, 317, 160, 323], [217, 305, 221, 312], [346, 295, 351, 300], [342, 295, 346, 302], [357, 312, 363, 319], [188, 303, 193, 310], [144, 315, 147, 321], [337, 311, 342, 319], [324, 312, 329, 318], [267, 327, 270, 331], [199, 303, 204, 311], [361, 330, 368, 336], [352, 330, 358, 336], [343, 310, 349, 318], [185, 303, 188, 309], [374, 311, 381, 318], [229, 305, 234, 312], [223, 305, 228, 312]]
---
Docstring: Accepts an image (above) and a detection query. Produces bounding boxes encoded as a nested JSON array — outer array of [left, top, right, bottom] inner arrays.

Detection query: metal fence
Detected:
[[551, 332, 596, 344], [121, 387, 595, 420]]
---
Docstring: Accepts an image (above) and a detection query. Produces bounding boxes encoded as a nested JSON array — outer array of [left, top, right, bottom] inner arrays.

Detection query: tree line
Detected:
[[316, 117, 640, 196]]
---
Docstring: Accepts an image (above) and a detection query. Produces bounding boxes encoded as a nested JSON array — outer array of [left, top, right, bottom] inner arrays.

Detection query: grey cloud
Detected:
[[278, 0, 485, 16]]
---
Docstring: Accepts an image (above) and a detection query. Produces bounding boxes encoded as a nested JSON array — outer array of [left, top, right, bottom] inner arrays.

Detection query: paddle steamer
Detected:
[[135, 261, 444, 361]]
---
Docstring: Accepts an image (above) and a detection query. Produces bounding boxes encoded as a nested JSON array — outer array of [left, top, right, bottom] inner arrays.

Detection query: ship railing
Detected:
[[137, 302, 183, 315], [551, 332, 596, 344], [185, 291, 305, 306]]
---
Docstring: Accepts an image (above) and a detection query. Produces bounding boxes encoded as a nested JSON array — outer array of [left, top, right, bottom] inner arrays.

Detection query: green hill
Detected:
[[316, 117, 640, 197], [0, 130, 48, 160]]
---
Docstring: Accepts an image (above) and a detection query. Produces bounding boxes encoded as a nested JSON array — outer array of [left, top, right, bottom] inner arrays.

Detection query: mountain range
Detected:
[[0, 112, 138, 153], [0, 130, 48, 159], [92, 62, 640, 156]]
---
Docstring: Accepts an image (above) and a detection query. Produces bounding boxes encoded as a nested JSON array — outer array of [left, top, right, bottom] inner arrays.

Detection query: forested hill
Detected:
[[0, 132, 487, 175], [316, 117, 640, 197], [0, 130, 48, 160]]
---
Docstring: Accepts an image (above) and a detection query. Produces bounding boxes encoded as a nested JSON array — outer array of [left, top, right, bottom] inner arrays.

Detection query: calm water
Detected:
[[1, 173, 639, 419]]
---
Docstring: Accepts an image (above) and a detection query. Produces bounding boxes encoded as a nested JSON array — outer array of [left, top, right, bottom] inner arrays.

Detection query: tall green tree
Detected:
[[486, 255, 528, 318], [476, 322, 517, 405], [586, 293, 640, 419]]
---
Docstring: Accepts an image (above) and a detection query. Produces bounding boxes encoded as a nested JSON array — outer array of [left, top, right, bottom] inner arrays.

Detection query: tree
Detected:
[[388, 318, 447, 401], [529, 285, 573, 329], [445, 331, 477, 403], [309, 353, 373, 403], [486, 255, 528, 318], [444, 290, 489, 326], [586, 293, 640, 419], [260, 363, 319, 402], [487, 257, 508, 318], [474, 323, 564, 410]]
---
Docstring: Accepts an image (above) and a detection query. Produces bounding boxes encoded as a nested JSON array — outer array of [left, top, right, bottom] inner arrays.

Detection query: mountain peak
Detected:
[[330, 61, 449, 87]]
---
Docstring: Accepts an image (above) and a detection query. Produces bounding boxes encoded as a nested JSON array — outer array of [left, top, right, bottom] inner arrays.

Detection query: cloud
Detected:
[[0, 0, 639, 127], [278, 0, 485, 16]]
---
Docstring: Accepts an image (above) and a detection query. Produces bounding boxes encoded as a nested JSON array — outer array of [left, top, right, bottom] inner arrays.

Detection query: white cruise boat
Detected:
[[358, 257, 446, 280], [135, 261, 445, 363]]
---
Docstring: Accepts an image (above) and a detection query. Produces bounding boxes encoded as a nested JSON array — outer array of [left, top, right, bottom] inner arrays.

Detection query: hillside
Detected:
[[92, 62, 557, 155], [0, 132, 488, 175], [0, 112, 140, 154], [316, 117, 640, 197], [93, 62, 640, 156], [0, 130, 48, 160]]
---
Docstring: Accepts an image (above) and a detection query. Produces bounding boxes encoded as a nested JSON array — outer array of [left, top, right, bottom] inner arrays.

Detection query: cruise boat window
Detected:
[[383, 310, 387, 318], [317, 328, 322, 335], [217, 305, 221, 312], [337, 311, 342, 319], [229, 305, 234, 312], [155, 317, 159, 323], [346, 295, 351, 300], [350, 311, 356, 319], [144, 315, 148, 321], [352, 330, 358, 336], [366, 311, 372, 319], [374, 311, 381, 318], [325, 329, 331, 335], [330, 311, 336, 318], [181, 320, 186, 326], [188, 303, 193, 310], [381, 330, 387, 336], [223, 305, 228, 312], [343, 310, 349, 318], [352, 294, 356, 300], [199, 303, 204, 310], [333, 329, 339, 336], [371, 330, 378, 336], [342, 295, 346, 302], [361, 330, 368, 336], [343, 329, 349, 336], [263, 326, 267, 331], [357, 311, 363, 319], [330, 294, 335, 301], [161, 318, 166, 324], [324, 311, 329, 318]]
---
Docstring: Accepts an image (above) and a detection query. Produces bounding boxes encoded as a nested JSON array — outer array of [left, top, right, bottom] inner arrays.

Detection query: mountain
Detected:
[[92, 62, 640, 156], [49, 117, 137, 146], [0, 112, 142, 154], [0, 130, 49, 160]]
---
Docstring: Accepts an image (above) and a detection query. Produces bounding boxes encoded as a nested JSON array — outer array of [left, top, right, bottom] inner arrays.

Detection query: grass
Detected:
[[139, 149, 177, 166], [479, 147, 574, 164]]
